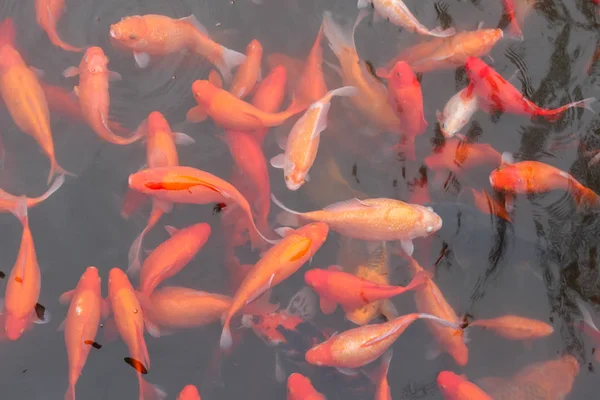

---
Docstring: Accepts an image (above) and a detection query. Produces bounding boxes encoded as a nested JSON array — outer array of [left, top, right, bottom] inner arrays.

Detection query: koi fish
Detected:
[[437, 371, 493, 400], [230, 39, 263, 99], [357, 0, 456, 38], [287, 373, 325, 400], [271, 195, 442, 256], [177, 385, 201, 400], [465, 57, 595, 120], [378, 61, 427, 160], [108, 268, 166, 400], [477, 354, 579, 400], [3, 198, 45, 340], [109, 14, 245, 82], [186, 79, 305, 130], [270, 86, 358, 190], [297, 25, 328, 105], [305, 312, 458, 370], [136, 223, 211, 292], [63, 47, 144, 145], [59, 267, 107, 400], [251, 65, 288, 146], [0, 175, 64, 213], [378, 28, 504, 75], [220, 222, 329, 350], [322, 11, 401, 134], [305, 265, 428, 315], [374, 350, 393, 400], [127, 165, 277, 247], [127, 111, 194, 273], [436, 87, 478, 138], [489, 153, 600, 210], [467, 315, 553, 341], [35, 0, 82, 52], [138, 287, 274, 338], [0, 44, 71, 183], [404, 256, 468, 366]]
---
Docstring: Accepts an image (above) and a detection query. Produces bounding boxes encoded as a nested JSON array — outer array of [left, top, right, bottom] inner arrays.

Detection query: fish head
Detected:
[[406, 204, 443, 237], [109, 16, 149, 50], [82, 46, 109, 74], [108, 267, 133, 297], [246, 39, 263, 57], [191, 80, 219, 109], [464, 56, 490, 83], [304, 341, 331, 366], [78, 266, 101, 293], [4, 313, 28, 340], [147, 111, 170, 133], [489, 165, 521, 192], [284, 167, 305, 191], [382, 61, 417, 88], [287, 373, 319, 399], [304, 269, 328, 292], [436, 371, 462, 395]]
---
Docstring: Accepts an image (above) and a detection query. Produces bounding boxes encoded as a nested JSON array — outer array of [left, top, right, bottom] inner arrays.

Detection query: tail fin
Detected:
[[429, 26, 457, 38], [48, 160, 75, 185], [220, 320, 233, 350], [9, 196, 28, 227], [64, 385, 75, 400], [138, 375, 167, 400], [545, 97, 596, 121], [45, 26, 83, 52], [35, 174, 65, 203], [322, 11, 356, 60]]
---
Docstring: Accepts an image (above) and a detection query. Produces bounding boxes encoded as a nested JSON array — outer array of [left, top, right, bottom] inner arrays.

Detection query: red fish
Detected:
[[378, 61, 427, 160], [59, 267, 107, 400], [437, 371, 493, 400], [63, 47, 144, 145], [304, 265, 428, 314], [287, 373, 325, 400], [136, 223, 211, 293], [35, 0, 83, 52], [465, 57, 595, 120], [177, 385, 201, 400], [3, 198, 45, 340], [0, 44, 71, 183]]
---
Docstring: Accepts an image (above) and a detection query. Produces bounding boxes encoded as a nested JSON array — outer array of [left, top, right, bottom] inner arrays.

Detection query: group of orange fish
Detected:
[[0, 0, 599, 399]]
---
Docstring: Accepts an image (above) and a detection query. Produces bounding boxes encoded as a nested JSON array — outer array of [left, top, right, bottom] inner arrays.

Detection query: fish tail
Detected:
[[428, 26, 457, 38], [220, 319, 233, 350], [507, 20, 524, 40], [417, 313, 460, 330], [214, 45, 246, 84], [543, 97, 596, 121], [323, 86, 359, 103], [48, 160, 75, 185], [138, 374, 167, 400], [575, 296, 600, 332], [127, 230, 146, 276], [322, 10, 366, 59], [64, 385, 75, 400], [45, 24, 82, 53], [8, 196, 28, 227], [35, 174, 65, 203]]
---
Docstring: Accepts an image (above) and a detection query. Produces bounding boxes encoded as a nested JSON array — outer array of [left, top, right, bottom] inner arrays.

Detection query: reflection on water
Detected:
[[0, 0, 599, 398]]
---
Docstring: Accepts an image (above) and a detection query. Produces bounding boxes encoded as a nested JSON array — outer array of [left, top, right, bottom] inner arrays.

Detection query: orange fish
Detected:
[[136, 223, 211, 292], [271, 195, 442, 256], [0, 44, 71, 183], [287, 373, 325, 400], [0, 175, 64, 213], [177, 385, 201, 400], [322, 11, 401, 134], [250, 65, 288, 145], [437, 371, 493, 400], [220, 222, 329, 350], [59, 267, 107, 400], [378, 61, 427, 160], [378, 28, 504, 75], [126, 111, 194, 273], [35, 0, 82, 52], [230, 39, 263, 99], [305, 312, 457, 370], [489, 155, 600, 210], [374, 350, 393, 400], [109, 14, 245, 81], [128, 165, 276, 248], [305, 265, 428, 315], [477, 354, 579, 400], [297, 25, 328, 105], [138, 286, 272, 338], [270, 86, 358, 190], [468, 315, 553, 341], [3, 198, 44, 340], [63, 47, 144, 145], [186, 79, 305, 130], [108, 268, 165, 400], [405, 256, 468, 366]]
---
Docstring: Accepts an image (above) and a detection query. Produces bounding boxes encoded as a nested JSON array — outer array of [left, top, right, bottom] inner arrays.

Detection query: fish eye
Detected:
[[426, 226, 434, 233], [426, 206, 434, 212], [129, 34, 138, 40]]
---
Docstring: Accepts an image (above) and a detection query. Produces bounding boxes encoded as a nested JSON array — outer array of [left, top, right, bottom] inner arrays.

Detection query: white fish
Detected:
[[436, 87, 478, 138]]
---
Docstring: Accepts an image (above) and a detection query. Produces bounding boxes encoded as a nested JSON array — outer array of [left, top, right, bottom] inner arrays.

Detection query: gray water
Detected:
[[1, 0, 600, 398]]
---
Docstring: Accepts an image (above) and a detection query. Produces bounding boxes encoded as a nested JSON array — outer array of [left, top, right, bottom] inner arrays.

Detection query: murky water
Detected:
[[1, 0, 600, 398]]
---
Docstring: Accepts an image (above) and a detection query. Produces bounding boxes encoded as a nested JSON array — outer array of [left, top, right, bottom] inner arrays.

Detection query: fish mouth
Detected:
[[109, 26, 121, 39]]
